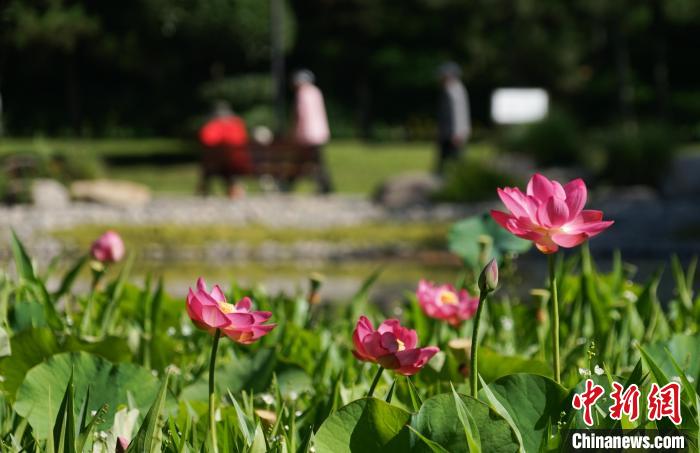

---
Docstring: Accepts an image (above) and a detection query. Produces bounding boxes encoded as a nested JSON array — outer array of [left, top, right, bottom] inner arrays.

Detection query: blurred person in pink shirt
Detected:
[[291, 69, 333, 193]]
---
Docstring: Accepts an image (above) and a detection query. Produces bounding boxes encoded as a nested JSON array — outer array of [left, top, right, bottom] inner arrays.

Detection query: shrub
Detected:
[[51, 150, 105, 181], [432, 158, 521, 202], [0, 149, 104, 204], [599, 123, 677, 187], [503, 110, 582, 167], [198, 73, 274, 111]]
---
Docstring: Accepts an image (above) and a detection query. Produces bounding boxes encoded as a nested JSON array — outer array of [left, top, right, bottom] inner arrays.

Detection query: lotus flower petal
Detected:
[[497, 188, 530, 218], [210, 285, 227, 303], [394, 347, 440, 376], [527, 173, 565, 200], [235, 297, 252, 311], [377, 319, 401, 335], [200, 305, 232, 329], [362, 332, 388, 358], [552, 232, 588, 248], [380, 332, 400, 352], [564, 178, 587, 220]]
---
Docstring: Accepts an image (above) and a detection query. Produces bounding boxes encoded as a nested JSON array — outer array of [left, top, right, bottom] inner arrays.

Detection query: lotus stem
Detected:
[[208, 329, 222, 453], [367, 366, 384, 398], [470, 291, 488, 398], [80, 268, 103, 336], [80, 291, 96, 335], [549, 254, 561, 384]]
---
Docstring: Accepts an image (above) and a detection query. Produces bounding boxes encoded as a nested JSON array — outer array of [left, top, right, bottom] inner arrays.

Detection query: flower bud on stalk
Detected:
[[471, 259, 499, 398], [81, 230, 125, 336], [478, 258, 499, 294], [90, 230, 125, 264]]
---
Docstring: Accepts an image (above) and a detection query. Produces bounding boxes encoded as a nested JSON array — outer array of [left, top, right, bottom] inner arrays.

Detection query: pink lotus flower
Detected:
[[90, 230, 125, 263], [416, 280, 479, 326], [352, 316, 439, 376], [491, 173, 613, 254], [186, 278, 276, 344]]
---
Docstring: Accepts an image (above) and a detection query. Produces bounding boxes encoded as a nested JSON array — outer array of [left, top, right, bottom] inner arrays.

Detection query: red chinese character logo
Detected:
[[647, 382, 682, 425], [572, 379, 605, 426], [609, 382, 640, 421]]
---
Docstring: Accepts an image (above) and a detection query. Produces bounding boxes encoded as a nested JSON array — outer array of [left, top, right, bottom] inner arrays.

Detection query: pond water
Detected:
[[5, 236, 691, 308], [126, 256, 464, 303], [107, 250, 688, 307]]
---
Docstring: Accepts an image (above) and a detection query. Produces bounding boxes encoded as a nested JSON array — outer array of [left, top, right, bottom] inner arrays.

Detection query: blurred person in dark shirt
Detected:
[[436, 62, 470, 175]]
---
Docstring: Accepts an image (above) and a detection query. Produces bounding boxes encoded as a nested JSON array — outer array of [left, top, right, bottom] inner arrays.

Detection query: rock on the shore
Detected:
[[70, 179, 151, 207], [31, 179, 70, 208], [374, 172, 443, 208], [663, 153, 700, 197]]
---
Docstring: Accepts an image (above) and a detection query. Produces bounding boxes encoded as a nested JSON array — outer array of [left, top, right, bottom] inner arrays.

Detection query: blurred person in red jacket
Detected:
[[198, 101, 252, 198], [290, 69, 333, 193]]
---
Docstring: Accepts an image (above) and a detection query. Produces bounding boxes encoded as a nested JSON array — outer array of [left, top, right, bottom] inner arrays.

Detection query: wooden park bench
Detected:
[[200, 139, 328, 194]]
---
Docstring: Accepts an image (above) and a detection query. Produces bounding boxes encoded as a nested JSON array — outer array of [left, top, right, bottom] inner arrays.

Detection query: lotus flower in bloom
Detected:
[[416, 280, 479, 326], [90, 230, 125, 263], [352, 316, 439, 376], [186, 278, 276, 344], [491, 174, 613, 254]]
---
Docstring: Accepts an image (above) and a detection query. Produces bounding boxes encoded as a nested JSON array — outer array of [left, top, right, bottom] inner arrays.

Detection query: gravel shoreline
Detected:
[[1, 193, 699, 262], [1, 194, 482, 234]]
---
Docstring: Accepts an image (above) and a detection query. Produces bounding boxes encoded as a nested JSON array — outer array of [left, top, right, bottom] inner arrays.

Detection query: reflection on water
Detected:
[[28, 247, 694, 308], [122, 252, 690, 304], [129, 258, 464, 303]]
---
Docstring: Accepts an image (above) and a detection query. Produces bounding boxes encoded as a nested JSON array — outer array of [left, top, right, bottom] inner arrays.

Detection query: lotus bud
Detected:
[[90, 230, 125, 263], [478, 258, 499, 294]]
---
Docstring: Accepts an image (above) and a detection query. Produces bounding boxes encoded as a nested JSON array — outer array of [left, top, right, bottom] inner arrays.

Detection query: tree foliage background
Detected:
[[1, 0, 700, 138]]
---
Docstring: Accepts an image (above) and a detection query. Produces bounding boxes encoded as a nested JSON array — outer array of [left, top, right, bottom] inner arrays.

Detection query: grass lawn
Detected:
[[0, 137, 193, 157], [109, 164, 201, 194], [109, 140, 440, 195], [325, 141, 434, 194], [0, 138, 440, 195]]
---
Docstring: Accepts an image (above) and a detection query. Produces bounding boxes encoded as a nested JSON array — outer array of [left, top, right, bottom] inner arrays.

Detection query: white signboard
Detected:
[[491, 88, 549, 124]]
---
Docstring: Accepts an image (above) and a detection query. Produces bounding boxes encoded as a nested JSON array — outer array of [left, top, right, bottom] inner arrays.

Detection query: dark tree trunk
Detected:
[[651, 0, 669, 118], [65, 53, 82, 135], [270, 0, 286, 135], [356, 69, 372, 140], [0, 48, 6, 136], [0, 87, 4, 137], [612, 18, 634, 121]]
